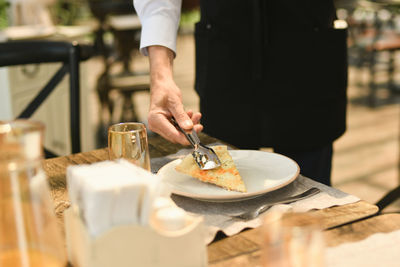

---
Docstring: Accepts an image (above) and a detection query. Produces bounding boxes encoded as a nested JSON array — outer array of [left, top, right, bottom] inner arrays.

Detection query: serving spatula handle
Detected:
[[170, 117, 200, 148]]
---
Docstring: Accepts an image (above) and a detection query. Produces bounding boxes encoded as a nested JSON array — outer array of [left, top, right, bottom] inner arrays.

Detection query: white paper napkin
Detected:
[[67, 160, 160, 237]]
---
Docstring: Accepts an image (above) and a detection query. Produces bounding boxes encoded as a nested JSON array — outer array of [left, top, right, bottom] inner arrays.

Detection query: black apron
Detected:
[[194, 0, 347, 151]]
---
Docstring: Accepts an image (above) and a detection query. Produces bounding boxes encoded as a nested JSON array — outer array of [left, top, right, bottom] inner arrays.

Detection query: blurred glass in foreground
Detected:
[[0, 120, 66, 267], [261, 211, 325, 267]]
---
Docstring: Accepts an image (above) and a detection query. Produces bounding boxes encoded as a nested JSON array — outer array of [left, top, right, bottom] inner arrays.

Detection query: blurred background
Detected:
[[0, 0, 399, 210]]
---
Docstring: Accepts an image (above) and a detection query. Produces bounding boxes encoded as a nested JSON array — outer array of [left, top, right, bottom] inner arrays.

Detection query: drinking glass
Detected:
[[0, 120, 67, 267], [108, 122, 151, 171], [261, 211, 325, 267]]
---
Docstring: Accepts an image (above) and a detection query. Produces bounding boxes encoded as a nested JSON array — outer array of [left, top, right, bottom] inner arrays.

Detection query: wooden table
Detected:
[[42, 133, 400, 266], [43, 133, 227, 225], [207, 213, 400, 266]]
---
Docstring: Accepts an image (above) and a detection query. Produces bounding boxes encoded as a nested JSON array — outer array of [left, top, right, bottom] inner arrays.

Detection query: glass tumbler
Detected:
[[108, 122, 151, 171], [0, 120, 67, 267], [261, 211, 325, 267]]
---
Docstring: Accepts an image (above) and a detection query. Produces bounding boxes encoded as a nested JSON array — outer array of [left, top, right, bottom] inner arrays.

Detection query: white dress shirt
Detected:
[[133, 0, 182, 56]]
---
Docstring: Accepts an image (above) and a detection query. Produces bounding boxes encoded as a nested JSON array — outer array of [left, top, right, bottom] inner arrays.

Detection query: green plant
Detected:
[[0, 0, 9, 29], [50, 0, 91, 25], [180, 9, 200, 27]]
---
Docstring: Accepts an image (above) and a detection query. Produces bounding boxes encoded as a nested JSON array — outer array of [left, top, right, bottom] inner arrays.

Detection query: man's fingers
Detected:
[[148, 112, 190, 145], [169, 101, 193, 131], [193, 124, 203, 133], [191, 112, 202, 125]]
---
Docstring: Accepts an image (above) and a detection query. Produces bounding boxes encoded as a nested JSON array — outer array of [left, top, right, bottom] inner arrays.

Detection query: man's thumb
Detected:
[[173, 111, 193, 131]]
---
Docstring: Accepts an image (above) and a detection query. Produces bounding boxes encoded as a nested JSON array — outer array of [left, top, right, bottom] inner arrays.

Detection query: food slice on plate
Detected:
[[175, 145, 247, 193]]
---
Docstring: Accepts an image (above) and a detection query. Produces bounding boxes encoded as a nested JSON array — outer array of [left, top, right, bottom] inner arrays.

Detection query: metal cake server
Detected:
[[171, 118, 221, 170]]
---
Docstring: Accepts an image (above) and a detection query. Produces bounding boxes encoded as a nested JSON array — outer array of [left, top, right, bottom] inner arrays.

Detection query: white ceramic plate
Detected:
[[157, 150, 300, 202]]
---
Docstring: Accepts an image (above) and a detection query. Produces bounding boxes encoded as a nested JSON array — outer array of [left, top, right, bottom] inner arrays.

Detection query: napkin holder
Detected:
[[64, 208, 208, 267]]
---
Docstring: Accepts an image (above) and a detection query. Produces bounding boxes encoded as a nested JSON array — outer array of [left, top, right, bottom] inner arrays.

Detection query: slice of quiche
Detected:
[[175, 145, 246, 192]]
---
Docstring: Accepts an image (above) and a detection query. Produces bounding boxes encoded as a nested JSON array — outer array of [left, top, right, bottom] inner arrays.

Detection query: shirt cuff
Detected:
[[139, 14, 179, 56]]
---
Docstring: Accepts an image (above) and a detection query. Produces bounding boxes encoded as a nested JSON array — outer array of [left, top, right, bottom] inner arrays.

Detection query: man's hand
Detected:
[[147, 46, 203, 145]]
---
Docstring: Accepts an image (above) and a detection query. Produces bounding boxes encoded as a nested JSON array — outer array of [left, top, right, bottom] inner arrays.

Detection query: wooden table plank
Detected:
[[207, 234, 260, 264], [207, 200, 378, 264], [312, 201, 379, 230], [209, 250, 262, 267], [324, 213, 400, 247], [209, 212, 400, 266]]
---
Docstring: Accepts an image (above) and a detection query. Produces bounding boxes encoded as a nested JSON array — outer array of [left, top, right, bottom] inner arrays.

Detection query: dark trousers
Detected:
[[274, 143, 333, 186]]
